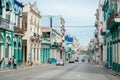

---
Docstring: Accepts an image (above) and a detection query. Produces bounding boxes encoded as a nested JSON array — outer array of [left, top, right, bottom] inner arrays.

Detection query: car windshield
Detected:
[[57, 59, 63, 62]]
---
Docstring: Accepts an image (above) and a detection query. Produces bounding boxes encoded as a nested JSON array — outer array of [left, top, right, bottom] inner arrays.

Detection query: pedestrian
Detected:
[[1, 58, 5, 70], [105, 60, 108, 69], [8, 58, 12, 69], [0, 59, 2, 69], [31, 61, 33, 66], [13, 58, 17, 69]]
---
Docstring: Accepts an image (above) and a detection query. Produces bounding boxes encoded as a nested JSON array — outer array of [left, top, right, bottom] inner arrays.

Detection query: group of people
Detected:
[[0, 57, 17, 70]]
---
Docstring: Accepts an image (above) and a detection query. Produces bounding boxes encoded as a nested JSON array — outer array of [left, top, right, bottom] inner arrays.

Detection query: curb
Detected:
[[99, 65, 120, 77], [0, 64, 50, 72]]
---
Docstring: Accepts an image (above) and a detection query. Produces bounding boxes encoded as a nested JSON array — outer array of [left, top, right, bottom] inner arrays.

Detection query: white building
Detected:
[[22, 2, 42, 65]]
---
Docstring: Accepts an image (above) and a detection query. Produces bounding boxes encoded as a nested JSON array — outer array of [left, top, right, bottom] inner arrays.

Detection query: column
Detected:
[[9, 46, 11, 59], [35, 48, 37, 62], [40, 49, 42, 63], [15, 14, 18, 26], [23, 46, 25, 63], [119, 30, 120, 71], [43, 49, 45, 63], [1, 45, 3, 59], [20, 16, 22, 29], [2, 5, 6, 18], [32, 48, 34, 61], [10, 10, 13, 29]]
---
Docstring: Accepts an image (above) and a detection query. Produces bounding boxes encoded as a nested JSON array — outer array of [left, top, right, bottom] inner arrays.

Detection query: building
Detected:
[[102, 0, 120, 72], [0, 0, 24, 68], [64, 35, 74, 60], [72, 37, 79, 59], [22, 2, 42, 65], [50, 29, 62, 60], [41, 27, 51, 63], [41, 27, 63, 63]]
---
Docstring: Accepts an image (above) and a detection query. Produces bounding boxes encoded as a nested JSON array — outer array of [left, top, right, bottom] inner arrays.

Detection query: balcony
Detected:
[[14, 26, 25, 34], [30, 33, 41, 40], [107, 10, 120, 29], [0, 17, 10, 29], [102, 0, 108, 12], [100, 28, 106, 36]]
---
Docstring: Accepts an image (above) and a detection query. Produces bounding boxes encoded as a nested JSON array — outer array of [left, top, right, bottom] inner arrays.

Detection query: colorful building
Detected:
[[102, 0, 120, 72], [64, 35, 74, 60], [0, 0, 24, 68], [51, 29, 62, 60], [41, 27, 51, 63]]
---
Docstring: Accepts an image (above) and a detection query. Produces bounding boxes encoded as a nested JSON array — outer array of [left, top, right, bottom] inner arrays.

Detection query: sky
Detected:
[[21, 0, 99, 46]]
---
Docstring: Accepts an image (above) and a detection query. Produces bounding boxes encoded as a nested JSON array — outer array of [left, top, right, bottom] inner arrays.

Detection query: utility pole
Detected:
[[50, 16, 52, 28]]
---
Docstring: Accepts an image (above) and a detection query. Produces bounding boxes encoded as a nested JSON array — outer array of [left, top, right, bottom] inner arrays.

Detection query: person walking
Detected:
[[1, 58, 5, 70], [0, 59, 2, 69], [13, 58, 17, 69], [8, 58, 12, 69]]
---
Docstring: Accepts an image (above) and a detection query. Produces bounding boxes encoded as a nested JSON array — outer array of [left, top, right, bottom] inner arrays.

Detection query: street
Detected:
[[0, 62, 120, 80]]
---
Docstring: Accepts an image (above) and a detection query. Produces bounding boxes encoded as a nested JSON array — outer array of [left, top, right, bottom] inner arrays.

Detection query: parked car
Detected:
[[56, 59, 64, 66], [69, 59, 74, 63], [48, 58, 57, 64]]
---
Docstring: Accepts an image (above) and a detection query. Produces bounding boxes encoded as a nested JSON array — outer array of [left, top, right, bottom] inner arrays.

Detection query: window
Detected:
[[6, 2, 10, 11], [43, 32, 50, 38]]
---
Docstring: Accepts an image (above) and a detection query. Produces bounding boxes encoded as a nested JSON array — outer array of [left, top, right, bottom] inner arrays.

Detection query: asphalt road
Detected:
[[0, 62, 120, 80]]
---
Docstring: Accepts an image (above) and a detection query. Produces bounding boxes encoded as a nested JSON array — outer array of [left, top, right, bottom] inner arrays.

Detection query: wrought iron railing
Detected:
[[107, 10, 120, 27], [0, 17, 10, 28], [14, 26, 25, 34]]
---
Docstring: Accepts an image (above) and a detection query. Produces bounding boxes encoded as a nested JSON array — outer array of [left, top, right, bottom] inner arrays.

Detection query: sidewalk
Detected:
[[99, 65, 120, 77], [0, 63, 50, 72]]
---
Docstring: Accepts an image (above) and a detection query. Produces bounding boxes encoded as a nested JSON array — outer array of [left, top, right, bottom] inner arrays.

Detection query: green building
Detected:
[[40, 39, 51, 63], [0, 0, 24, 69], [102, 0, 120, 72]]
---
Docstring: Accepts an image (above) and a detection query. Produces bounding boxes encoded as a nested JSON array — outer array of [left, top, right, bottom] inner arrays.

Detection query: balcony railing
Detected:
[[31, 33, 41, 40], [107, 10, 120, 27], [14, 26, 25, 34], [0, 17, 10, 29]]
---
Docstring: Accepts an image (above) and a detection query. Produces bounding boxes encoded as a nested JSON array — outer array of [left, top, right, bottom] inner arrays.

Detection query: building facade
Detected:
[[73, 37, 79, 59], [64, 35, 74, 60], [41, 27, 51, 63], [51, 29, 62, 60], [22, 2, 41, 65], [0, 0, 24, 68], [102, 0, 120, 72]]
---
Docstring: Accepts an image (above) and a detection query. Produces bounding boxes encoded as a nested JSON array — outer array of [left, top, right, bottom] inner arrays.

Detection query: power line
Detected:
[[41, 26, 95, 27]]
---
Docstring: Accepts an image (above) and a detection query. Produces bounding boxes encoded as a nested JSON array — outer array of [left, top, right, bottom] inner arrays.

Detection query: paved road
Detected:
[[0, 62, 120, 80]]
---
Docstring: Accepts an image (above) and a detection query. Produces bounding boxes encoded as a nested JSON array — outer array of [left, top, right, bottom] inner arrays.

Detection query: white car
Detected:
[[56, 59, 64, 66]]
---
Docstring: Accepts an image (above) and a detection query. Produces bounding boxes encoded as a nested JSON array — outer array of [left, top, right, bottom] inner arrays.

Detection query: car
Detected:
[[56, 59, 64, 66], [75, 59, 79, 62], [69, 59, 74, 63], [81, 58, 85, 62], [48, 58, 57, 64]]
